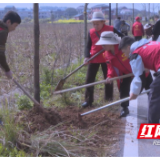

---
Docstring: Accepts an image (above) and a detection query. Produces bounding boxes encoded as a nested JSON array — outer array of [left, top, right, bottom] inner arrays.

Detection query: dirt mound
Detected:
[[57, 106, 122, 130], [16, 106, 62, 133], [17, 105, 122, 133]]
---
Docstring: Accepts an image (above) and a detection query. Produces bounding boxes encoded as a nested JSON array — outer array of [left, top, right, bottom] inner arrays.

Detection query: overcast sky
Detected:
[[0, 3, 160, 13]]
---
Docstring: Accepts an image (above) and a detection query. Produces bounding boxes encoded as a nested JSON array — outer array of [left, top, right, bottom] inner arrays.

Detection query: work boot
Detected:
[[120, 107, 129, 117], [81, 102, 92, 108]]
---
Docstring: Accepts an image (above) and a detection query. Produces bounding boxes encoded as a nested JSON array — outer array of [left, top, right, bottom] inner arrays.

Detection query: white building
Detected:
[[39, 8, 52, 19], [4, 5, 16, 12], [0, 5, 68, 21], [16, 8, 33, 19]]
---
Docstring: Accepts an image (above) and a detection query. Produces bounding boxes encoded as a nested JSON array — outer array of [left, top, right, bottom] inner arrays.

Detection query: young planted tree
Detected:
[[33, 4, 61, 123], [141, 3, 147, 22], [34, 3, 40, 103], [84, 3, 88, 58]]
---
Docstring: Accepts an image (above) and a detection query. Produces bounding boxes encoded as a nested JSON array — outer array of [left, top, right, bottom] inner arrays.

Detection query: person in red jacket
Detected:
[[132, 16, 144, 41], [119, 36, 160, 123], [96, 31, 153, 117], [82, 12, 124, 108]]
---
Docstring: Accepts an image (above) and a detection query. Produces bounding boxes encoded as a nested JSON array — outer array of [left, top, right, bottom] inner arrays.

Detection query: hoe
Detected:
[[54, 49, 105, 91]]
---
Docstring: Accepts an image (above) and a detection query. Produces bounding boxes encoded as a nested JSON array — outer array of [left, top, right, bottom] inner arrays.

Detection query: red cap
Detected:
[[135, 16, 141, 21]]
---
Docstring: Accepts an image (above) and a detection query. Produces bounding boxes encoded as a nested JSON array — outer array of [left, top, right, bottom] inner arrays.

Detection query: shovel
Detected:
[[54, 48, 105, 91], [80, 89, 150, 117], [54, 73, 133, 95]]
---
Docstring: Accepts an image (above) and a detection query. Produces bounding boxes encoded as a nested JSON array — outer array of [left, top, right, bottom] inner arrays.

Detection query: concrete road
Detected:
[[123, 71, 160, 157]]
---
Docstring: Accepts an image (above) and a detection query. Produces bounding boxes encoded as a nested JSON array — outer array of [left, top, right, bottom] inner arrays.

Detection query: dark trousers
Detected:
[[134, 36, 142, 41], [119, 72, 153, 109], [85, 63, 113, 104], [119, 76, 132, 109], [152, 35, 159, 41], [122, 31, 128, 36], [145, 72, 153, 90], [148, 72, 160, 123]]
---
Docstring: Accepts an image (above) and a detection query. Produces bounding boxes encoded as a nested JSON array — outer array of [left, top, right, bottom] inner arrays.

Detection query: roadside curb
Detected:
[[123, 99, 139, 157]]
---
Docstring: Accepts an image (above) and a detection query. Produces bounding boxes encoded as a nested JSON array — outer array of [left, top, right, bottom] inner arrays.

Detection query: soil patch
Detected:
[[16, 105, 126, 156], [17, 105, 123, 133]]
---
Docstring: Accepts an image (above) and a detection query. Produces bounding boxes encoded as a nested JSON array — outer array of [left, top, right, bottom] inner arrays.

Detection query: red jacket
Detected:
[[132, 41, 160, 72], [132, 21, 144, 36], [90, 25, 113, 63], [103, 45, 132, 88]]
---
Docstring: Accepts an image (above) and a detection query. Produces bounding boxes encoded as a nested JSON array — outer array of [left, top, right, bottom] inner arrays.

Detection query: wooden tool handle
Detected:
[[54, 73, 133, 94], [12, 78, 40, 106], [64, 49, 105, 80], [80, 89, 150, 116]]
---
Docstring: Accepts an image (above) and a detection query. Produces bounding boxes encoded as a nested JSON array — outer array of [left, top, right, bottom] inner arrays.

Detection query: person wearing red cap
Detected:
[[132, 16, 144, 41]]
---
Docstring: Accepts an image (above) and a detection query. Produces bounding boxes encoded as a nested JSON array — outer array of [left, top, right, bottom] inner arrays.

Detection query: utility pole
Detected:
[[116, 3, 118, 17], [152, 3, 154, 15], [109, 3, 111, 25], [133, 3, 134, 24], [148, 3, 150, 22], [33, 3, 40, 103]]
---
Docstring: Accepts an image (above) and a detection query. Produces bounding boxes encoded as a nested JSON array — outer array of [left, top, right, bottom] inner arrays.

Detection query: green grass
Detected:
[[0, 101, 32, 156], [0, 143, 27, 157], [40, 59, 120, 108], [15, 94, 33, 110], [40, 60, 87, 107]]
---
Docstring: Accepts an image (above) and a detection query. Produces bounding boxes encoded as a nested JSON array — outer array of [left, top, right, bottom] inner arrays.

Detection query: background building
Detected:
[[0, 4, 157, 22]]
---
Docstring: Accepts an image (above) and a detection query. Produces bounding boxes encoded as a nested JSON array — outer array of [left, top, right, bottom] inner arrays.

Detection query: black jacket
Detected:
[[152, 19, 160, 41], [0, 21, 10, 72]]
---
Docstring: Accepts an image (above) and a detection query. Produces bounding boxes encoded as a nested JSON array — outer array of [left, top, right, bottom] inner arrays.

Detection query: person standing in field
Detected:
[[0, 11, 21, 79], [152, 15, 160, 41], [82, 12, 124, 108], [113, 16, 122, 32], [120, 20, 130, 36], [132, 16, 144, 41], [95, 31, 152, 117]]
